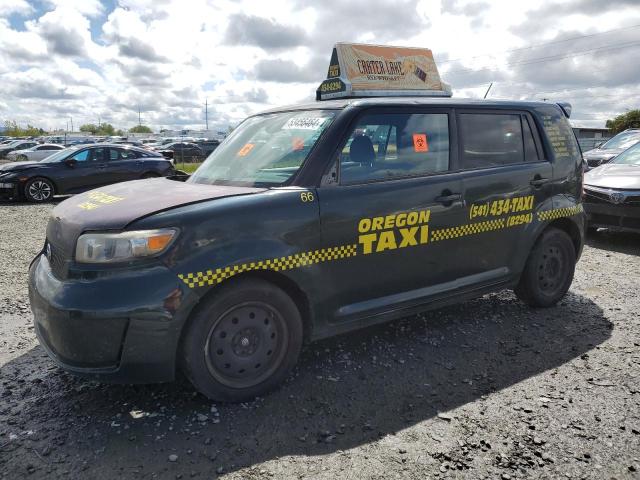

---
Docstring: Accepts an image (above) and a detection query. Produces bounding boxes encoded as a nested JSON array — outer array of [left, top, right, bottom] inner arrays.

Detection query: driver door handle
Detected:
[[530, 177, 550, 187], [435, 193, 462, 204]]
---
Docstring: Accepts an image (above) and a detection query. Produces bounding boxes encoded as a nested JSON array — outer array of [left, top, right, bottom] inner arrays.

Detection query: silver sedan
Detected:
[[6, 144, 66, 162]]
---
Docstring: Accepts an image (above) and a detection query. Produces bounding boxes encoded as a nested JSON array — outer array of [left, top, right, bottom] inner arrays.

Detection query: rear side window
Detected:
[[340, 112, 449, 184], [110, 148, 140, 160], [540, 110, 581, 163], [459, 113, 524, 169]]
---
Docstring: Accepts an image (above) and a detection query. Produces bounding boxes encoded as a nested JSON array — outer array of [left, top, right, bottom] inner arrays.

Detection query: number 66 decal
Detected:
[[300, 191, 315, 203]]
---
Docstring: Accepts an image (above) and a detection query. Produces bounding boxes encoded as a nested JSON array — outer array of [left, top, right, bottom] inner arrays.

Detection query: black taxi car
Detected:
[[29, 45, 585, 401]]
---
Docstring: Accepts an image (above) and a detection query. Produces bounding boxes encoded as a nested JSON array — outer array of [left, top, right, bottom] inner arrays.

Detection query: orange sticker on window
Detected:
[[292, 137, 305, 151], [237, 143, 255, 156], [413, 134, 428, 152]]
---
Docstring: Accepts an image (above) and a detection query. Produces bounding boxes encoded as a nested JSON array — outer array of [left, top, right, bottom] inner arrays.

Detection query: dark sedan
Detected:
[[157, 142, 204, 162], [0, 144, 174, 202], [584, 142, 640, 233]]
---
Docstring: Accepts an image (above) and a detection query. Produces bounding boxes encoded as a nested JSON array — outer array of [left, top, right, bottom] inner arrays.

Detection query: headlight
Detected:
[[75, 228, 177, 263]]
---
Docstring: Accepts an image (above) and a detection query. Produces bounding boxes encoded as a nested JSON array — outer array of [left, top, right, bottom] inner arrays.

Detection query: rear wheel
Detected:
[[141, 172, 160, 179], [24, 177, 54, 203], [181, 279, 303, 402], [515, 227, 576, 307]]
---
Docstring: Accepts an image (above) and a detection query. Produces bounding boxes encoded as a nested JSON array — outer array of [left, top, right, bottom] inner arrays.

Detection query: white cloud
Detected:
[[0, 0, 34, 17], [0, 0, 638, 131]]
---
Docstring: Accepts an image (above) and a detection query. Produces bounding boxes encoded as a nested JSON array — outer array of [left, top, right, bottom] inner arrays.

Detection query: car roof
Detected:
[[71, 143, 163, 153], [258, 96, 559, 114]]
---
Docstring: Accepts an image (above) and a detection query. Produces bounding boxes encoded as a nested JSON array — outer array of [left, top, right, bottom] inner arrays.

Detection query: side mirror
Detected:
[[65, 158, 77, 167]]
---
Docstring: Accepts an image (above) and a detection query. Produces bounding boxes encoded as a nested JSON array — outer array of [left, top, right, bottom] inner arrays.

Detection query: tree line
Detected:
[[2, 120, 153, 137]]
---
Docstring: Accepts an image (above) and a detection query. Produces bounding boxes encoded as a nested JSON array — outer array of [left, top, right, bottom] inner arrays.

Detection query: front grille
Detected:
[[584, 187, 640, 205], [583, 189, 610, 204], [47, 241, 68, 279]]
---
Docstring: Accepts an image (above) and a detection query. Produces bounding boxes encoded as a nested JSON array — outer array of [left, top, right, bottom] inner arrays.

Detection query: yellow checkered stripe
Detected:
[[178, 244, 357, 288], [431, 218, 506, 242], [537, 204, 584, 222]]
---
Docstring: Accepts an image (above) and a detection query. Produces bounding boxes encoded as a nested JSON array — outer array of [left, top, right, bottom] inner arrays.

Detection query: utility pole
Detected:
[[70, 117, 74, 132], [483, 82, 493, 99], [205, 99, 209, 131], [138, 106, 141, 126], [98, 115, 101, 128]]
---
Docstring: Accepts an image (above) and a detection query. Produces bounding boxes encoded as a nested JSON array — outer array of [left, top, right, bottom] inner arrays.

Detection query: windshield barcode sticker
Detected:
[[283, 117, 327, 130]]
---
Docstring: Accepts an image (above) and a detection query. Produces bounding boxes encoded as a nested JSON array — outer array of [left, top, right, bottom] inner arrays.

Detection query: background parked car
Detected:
[[0, 144, 175, 202], [194, 139, 220, 157], [582, 129, 640, 169], [0, 140, 38, 159], [5, 144, 66, 162], [157, 142, 204, 162], [583, 141, 640, 233]]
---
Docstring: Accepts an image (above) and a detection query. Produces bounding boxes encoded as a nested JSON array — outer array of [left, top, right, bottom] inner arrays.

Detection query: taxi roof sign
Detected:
[[316, 43, 452, 101]]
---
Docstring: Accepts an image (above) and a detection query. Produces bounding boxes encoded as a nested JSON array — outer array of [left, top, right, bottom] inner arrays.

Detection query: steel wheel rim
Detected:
[[28, 181, 52, 201], [538, 244, 564, 294], [204, 301, 288, 389]]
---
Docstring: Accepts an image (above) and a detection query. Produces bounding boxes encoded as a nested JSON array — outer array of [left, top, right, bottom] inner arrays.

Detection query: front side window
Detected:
[[70, 150, 90, 162], [190, 110, 337, 187], [72, 148, 105, 162], [339, 112, 450, 184], [459, 113, 524, 169]]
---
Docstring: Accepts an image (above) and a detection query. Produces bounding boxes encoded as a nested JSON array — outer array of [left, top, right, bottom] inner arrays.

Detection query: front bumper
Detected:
[[0, 181, 19, 199], [28, 253, 198, 383], [584, 202, 640, 233]]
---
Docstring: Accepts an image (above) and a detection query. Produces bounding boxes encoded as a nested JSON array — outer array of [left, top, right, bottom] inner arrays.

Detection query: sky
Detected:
[[0, 0, 639, 133]]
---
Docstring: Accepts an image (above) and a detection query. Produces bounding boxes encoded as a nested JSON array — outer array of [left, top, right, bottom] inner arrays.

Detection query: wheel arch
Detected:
[[178, 270, 314, 354], [545, 217, 583, 258], [23, 175, 59, 197]]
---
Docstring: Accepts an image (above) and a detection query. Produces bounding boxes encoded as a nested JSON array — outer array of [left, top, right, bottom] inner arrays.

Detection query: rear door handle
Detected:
[[435, 193, 462, 205], [530, 177, 550, 187]]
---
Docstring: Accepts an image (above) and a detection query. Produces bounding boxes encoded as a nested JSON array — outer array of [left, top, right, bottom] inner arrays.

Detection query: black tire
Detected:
[[24, 177, 54, 203], [514, 227, 576, 307], [141, 172, 160, 179], [181, 278, 303, 402]]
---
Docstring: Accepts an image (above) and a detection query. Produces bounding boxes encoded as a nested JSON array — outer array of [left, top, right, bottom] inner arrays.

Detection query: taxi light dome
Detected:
[[316, 42, 452, 101]]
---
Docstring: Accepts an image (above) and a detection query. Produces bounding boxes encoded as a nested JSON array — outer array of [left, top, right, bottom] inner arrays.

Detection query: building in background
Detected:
[[572, 126, 611, 151]]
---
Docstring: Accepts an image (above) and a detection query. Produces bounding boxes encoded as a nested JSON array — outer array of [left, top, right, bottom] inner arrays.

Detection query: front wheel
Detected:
[[181, 278, 303, 402], [24, 177, 55, 203], [514, 227, 576, 307]]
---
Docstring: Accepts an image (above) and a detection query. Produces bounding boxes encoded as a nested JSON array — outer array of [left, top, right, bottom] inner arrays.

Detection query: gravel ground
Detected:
[[1, 201, 639, 479]]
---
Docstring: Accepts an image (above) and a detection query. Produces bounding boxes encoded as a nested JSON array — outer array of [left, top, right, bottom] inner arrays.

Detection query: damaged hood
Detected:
[[47, 178, 265, 253]]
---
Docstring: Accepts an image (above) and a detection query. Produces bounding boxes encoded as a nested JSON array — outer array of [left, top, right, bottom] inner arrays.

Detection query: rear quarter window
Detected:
[[540, 110, 581, 163]]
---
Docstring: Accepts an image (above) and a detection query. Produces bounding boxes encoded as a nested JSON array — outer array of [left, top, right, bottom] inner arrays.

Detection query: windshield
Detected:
[[612, 142, 640, 166], [600, 131, 640, 150], [40, 147, 76, 163], [189, 110, 337, 187]]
